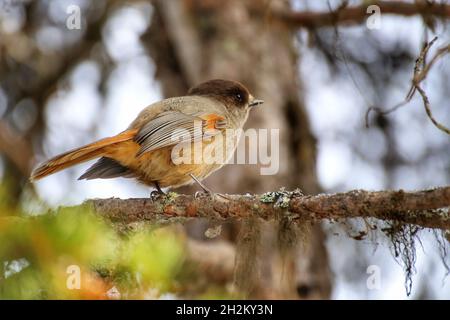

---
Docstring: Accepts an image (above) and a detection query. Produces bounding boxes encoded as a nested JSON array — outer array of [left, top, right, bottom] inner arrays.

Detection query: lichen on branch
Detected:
[[86, 186, 450, 230]]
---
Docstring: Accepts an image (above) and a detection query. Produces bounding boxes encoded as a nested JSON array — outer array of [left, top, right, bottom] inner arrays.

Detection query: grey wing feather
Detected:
[[134, 111, 219, 156], [78, 157, 134, 180]]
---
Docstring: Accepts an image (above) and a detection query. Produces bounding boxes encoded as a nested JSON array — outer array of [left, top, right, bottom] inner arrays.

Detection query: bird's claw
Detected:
[[150, 190, 165, 201], [194, 190, 210, 199], [189, 174, 229, 201]]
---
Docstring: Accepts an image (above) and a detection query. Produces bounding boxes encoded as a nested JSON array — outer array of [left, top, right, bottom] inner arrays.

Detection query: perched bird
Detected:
[[30, 79, 263, 194]]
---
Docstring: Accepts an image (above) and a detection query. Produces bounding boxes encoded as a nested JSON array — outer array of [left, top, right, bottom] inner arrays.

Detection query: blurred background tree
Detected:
[[0, 0, 449, 299]]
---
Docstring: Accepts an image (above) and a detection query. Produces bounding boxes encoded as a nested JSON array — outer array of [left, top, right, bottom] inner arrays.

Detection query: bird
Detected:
[[30, 79, 264, 195]]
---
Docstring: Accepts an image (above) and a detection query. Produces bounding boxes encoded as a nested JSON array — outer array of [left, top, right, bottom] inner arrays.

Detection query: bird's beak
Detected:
[[249, 97, 264, 107]]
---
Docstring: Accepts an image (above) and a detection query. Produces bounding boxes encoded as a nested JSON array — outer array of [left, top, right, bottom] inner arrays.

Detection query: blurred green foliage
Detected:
[[0, 197, 186, 299]]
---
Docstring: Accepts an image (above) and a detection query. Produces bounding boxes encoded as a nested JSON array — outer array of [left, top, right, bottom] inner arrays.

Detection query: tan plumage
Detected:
[[30, 79, 263, 191]]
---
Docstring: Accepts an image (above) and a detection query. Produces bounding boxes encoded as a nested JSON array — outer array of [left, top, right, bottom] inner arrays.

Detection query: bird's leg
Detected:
[[189, 174, 229, 200], [190, 174, 212, 195], [150, 181, 166, 200], [155, 181, 166, 195]]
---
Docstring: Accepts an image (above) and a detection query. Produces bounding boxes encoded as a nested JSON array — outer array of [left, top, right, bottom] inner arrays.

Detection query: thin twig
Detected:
[[416, 85, 450, 135], [366, 36, 450, 134]]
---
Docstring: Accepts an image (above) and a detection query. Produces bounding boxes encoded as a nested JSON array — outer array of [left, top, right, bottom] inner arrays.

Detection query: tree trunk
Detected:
[[143, 0, 332, 299]]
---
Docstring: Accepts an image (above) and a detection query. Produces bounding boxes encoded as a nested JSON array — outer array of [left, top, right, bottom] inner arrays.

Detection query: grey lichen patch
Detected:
[[165, 192, 179, 203], [153, 192, 180, 213], [260, 192, 276, 203], [445, 230, 450, 243], [382, 221, 421, 296], [436, 208, 450, 219], [432, 229, 450, 273], [205, 224, 222, 239], [416, 208, 450, 221], [276, 192, 291, 209], [259, 188, 303, 209]]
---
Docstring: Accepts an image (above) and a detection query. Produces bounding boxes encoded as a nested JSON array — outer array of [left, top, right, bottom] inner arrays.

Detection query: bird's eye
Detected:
[[235, 93, 243, 102]]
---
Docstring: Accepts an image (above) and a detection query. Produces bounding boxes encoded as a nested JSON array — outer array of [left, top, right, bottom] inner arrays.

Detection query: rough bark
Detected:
[[89, 186, 450, 231]]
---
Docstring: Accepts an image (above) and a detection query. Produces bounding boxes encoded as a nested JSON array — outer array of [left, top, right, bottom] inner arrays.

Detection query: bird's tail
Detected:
[[30, 129, 137, 181]]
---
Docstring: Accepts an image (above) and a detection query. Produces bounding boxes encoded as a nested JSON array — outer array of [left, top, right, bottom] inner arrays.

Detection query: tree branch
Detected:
[[88, 187, 450, 230], [276, 1, 450, 29]]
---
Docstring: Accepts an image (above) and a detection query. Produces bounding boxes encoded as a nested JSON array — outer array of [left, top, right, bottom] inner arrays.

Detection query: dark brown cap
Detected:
[[188, 79, 253, 108]]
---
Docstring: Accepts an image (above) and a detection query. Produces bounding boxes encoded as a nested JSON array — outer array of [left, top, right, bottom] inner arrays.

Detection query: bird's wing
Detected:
[[78, 157, 135, 180], [134, 110, 227, 156]]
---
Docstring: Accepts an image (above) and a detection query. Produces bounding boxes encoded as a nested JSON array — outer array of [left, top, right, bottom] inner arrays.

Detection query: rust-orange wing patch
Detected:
[[200, 114, 227, 131]]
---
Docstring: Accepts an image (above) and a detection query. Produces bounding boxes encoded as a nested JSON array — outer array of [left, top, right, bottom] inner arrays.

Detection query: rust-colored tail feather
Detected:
[[30, 130, 137, 181]]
